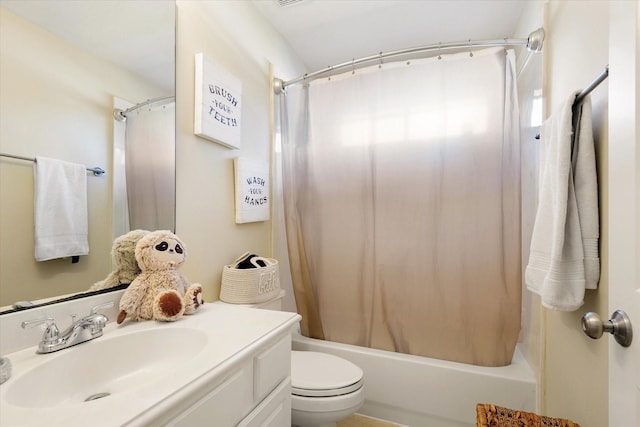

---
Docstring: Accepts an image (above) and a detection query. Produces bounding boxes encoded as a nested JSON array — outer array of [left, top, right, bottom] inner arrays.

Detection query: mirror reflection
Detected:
[[0, 1, 176, 313]]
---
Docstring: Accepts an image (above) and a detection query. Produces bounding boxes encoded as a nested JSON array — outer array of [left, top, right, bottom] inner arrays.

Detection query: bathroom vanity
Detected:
[[0, 294, 300, 427]]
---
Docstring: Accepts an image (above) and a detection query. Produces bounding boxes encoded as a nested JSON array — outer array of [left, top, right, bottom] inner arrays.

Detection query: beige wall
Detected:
[[174, 1, 305, 302], [492, 3, 610, 422], [539, 1, 610, 425], [0, 8, 167, 306]]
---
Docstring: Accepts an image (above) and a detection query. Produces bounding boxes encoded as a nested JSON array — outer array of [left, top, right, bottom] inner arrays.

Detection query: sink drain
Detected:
[[85, 392, 110, 402]]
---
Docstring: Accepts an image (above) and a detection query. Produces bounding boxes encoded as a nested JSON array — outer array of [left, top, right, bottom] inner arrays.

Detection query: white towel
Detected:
[[525, 92, 600, 311], [572, 98, 600, 290], [34, 156, 89, 261]]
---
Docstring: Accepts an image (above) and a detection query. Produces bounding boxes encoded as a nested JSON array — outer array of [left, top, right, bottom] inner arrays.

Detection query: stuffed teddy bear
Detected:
[[89, 229, 150, 291], [116, 230, 204, 324]]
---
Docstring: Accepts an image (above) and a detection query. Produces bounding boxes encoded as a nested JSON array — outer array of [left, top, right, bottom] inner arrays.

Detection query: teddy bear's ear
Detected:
[[134, 233, 158, 270]]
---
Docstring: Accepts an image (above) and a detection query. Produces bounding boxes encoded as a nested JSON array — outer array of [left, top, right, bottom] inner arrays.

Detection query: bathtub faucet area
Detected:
[[20, 301, 114, 354]]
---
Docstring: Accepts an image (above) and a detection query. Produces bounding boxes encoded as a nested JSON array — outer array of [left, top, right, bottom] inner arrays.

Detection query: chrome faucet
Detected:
[[21, 301, 114, 354]]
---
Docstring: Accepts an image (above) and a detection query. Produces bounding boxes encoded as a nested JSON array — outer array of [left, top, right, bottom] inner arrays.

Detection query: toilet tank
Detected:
[[253, 290, 285, 310]]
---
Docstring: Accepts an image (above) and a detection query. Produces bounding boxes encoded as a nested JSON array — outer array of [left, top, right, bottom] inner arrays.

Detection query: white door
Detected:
[[608, 2, 639, 427]]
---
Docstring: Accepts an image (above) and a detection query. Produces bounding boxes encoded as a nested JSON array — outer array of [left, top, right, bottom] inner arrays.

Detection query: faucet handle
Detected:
[[90, 301, 115, 315], [85, 302, 114, 335], [21, 317, 59, 342]]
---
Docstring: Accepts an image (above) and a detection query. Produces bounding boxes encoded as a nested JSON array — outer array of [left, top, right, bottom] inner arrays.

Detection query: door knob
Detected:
[[581, 310, 633, 347]]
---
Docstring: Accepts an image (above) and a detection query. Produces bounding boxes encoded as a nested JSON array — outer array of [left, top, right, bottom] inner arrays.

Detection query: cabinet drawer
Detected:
[[166, 364, 252, 427], [237, 378, 291, 427], [253, 335, 290, 402]]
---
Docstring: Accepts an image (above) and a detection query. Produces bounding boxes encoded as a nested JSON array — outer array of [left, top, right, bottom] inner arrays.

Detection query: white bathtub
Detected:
[[292, 333, 537, 427]]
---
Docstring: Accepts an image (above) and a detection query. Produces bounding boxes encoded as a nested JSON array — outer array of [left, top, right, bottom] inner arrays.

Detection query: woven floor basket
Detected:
[[476, 404, 580, 427], [220, 258, 280, 304]]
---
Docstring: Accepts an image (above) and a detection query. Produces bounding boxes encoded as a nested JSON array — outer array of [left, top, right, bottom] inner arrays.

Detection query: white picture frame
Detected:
[[194, 53, 242, 149], [234, 157, 269, 223]]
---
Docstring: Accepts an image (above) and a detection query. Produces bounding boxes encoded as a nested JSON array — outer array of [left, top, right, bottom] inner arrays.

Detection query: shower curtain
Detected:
[[278, 47, 521, 367], [124, 101, 175, 231]]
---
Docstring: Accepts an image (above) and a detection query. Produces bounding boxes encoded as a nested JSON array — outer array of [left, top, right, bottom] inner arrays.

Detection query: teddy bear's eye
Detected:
[[155, 242, 169, 251], [175, 244, 183, 254]]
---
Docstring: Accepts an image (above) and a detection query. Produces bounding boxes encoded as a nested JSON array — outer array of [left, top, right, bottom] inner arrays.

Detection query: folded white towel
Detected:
[[571, 98, 600, 290], [525, 92, 599, 311], [34, 156, 89, 261]]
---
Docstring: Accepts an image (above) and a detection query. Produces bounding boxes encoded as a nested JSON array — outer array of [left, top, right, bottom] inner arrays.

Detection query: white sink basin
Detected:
[[5, 327, 207, 408]]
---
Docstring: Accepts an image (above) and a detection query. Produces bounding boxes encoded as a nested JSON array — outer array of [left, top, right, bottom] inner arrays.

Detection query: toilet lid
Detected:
[[291, 351, 364, 397]]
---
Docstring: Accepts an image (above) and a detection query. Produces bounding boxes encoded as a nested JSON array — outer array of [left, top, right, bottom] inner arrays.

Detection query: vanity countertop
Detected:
[[0, 303, 300, 426]]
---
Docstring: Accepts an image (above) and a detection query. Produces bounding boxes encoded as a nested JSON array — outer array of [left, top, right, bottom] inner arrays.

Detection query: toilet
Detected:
[[217, 291, 364, 427], [290, 350, 364, 427]]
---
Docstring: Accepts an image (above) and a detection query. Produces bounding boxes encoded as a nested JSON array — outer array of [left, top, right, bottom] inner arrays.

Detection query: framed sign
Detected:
[[234, 157, 269, 223], [194, 53, 242, 149]]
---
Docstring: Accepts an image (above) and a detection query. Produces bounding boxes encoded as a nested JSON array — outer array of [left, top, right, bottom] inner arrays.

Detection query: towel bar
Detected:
[[0, 153, 105, 176]]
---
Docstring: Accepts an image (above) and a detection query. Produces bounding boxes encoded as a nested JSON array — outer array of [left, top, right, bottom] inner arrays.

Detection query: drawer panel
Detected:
[[238, 377, 291, 427], [253, 335, 291, 402], [166, 364, 252, 427]]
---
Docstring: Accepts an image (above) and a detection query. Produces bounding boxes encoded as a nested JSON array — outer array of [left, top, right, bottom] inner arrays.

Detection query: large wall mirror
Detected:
[[0, 1, 175, 314]]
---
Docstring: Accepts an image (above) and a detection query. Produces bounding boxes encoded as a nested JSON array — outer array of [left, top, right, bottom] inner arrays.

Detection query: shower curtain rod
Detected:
[[0, 153, 105, 175], [113, 95, 175, 122], [274, 27, 545, 93]]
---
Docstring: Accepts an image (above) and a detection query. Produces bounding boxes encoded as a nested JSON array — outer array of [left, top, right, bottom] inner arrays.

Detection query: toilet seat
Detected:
[[291, 351, 364, 398]]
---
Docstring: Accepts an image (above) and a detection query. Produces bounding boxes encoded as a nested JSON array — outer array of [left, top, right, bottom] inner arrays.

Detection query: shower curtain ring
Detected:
[[328, 66, 332, 81], [352, 59, 355, 75], [379, 52, 383, 68], [437, 43, 442, 60], [468, 40, 474, 57]]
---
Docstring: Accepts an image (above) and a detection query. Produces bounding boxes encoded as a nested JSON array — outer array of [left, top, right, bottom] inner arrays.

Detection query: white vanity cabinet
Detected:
[[131, 304, 301, 427], [165, 334, 293, 427]]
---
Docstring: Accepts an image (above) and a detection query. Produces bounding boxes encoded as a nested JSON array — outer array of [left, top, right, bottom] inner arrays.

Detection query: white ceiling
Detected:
[[251, 0, 529, 73], [1, 0, 175, 92], [2, 0, 530, 91]]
